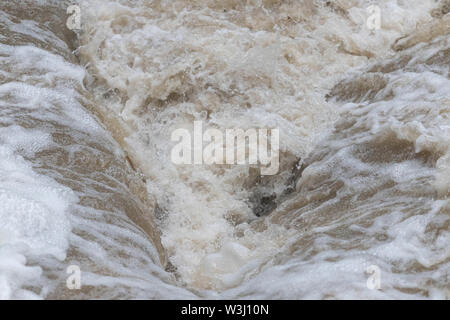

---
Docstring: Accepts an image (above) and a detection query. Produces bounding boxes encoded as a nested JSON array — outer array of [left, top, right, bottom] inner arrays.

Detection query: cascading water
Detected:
[[0, 0, 448, 299]]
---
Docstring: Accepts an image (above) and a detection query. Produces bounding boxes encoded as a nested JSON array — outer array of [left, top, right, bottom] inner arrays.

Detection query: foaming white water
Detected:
[[0, 0, 194, 299], [0, 130, 73, 254], [0, 0, 448, 299], [78, 0, 449, 296], [0, 133, 76, 299]]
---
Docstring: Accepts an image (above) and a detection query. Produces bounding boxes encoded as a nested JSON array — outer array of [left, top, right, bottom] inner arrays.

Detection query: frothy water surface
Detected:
[[0, 0, 449, 299]]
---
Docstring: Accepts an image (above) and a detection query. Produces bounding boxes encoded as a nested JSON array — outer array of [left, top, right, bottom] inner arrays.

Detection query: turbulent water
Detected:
[[0, 0, 448, 299]]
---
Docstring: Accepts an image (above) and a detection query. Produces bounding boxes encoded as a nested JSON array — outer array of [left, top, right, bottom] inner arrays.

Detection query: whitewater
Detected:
[[0, 0, 448, 299]]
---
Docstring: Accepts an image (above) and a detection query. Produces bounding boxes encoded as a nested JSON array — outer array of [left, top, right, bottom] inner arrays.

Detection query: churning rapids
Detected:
[[0, 0, 449, 299]]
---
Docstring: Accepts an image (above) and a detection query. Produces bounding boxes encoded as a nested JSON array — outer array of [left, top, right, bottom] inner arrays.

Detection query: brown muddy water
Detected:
[[0, 0, 448, 299]]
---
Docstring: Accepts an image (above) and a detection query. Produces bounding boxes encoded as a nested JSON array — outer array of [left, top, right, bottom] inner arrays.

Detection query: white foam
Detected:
[[0, 143, 78, 298], [1, 0, 447, 299], [77, 0, 448, 296]]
